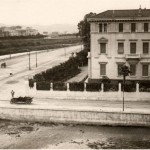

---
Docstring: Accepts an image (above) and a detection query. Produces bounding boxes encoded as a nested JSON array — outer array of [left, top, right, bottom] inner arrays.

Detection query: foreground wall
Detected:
[[0, 107, 150, 127], [26, 82, 150, 101]]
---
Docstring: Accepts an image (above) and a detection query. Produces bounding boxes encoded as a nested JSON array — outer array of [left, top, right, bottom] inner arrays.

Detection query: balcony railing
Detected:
[[125, 54, 141, 60]]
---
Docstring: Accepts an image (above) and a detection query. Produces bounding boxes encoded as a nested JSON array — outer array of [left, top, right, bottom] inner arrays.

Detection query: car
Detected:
[[10, 96, 33, 104]]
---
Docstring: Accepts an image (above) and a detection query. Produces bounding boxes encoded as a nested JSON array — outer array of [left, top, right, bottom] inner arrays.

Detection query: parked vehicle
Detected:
[[10, 96, 33, 104]]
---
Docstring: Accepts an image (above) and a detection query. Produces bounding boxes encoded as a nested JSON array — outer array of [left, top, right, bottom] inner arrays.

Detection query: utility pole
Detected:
[[29, 50, 31, 70], [36, 51, 37, 68]]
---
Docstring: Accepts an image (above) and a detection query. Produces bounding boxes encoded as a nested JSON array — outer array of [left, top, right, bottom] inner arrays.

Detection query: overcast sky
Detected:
[[0, 0, 150, 26]]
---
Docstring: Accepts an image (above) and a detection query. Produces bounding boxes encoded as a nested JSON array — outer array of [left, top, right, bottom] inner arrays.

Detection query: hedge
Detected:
[[104, 83, 118, 92], [69, 82, 84, 91], [139, 81, 150, 92], [36, 82, 50, 90], [121, 81, 136, 92], [53, 82, 67, 91], [86, 83, 101, 92]]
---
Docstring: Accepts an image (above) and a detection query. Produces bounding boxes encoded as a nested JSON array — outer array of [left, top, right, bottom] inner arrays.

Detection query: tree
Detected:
[[78, 12, 96, 50], [120, 65, 131, 111]]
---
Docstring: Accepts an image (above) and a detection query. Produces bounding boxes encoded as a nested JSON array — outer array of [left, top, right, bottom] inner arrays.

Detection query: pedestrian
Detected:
[[11, 90, 15, 98]]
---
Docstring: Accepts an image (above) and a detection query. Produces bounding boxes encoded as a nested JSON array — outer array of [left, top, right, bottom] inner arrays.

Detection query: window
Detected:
[[99, 24, 102, 32], [100, 43, 106, 53], [142, 64, 149, 76], [119, 23, 123, 32], [100, 64, 106, 76], [143, 42, 149, 54], [99, 23, 107, 32], [130, 64, 136, 76], [130, 43, 136, 54], [118, 64, 124, 76], [104, 23, 107, 32], [118, 43, 124, 54], [131, 23, 136, 32], [144, 23, 149, 32]]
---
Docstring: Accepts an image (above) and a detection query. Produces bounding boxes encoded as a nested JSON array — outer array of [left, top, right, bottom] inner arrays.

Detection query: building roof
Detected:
[[89, 9, 150, 19]]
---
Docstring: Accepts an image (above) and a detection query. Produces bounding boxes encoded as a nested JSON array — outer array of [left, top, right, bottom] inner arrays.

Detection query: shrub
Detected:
[[121, 81, 136, 92], [36, 82, 50, 90], [139, 81, 150, 92], [104, 83, 118, 92], [86, 83, 101, 92], [53, 82, 67, 91], [69, 82, 84, 91]]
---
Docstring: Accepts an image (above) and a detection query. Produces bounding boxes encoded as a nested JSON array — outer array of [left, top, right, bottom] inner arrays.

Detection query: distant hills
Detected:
[[0, 23, 78, 34]]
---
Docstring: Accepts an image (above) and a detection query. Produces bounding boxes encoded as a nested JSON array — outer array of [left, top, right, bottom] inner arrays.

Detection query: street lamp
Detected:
[[36, 51, 37, 68], [28, 50, 31, 70]]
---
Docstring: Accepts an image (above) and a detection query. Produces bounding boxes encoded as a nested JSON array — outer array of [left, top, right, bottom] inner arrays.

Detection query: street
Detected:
[[0, 45, 81, 100]]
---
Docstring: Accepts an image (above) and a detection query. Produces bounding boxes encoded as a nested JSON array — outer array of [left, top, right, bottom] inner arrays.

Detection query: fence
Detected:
[[25, 80, 150, 101]]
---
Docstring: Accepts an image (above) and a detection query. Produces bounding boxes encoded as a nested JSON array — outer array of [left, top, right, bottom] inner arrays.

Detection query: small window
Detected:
[[144, 23, 149, 32], [131, 23, 136, 32], [142, 64, 149, 76], [100, 64, 106, 76], [143, 42, 149, 54], [130, 43, 136, 54], [118, 43, 124, 54], [99, 24, 102, 32], [104, 23, 107, 32], [118, 64, 124, 76], [100, 43, 106, 54], [119, 23, 123, 32], [130, 64, 136, 76]]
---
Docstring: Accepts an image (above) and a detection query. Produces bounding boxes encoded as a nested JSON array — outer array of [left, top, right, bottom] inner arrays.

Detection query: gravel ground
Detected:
[[1, 119, 150, 149]]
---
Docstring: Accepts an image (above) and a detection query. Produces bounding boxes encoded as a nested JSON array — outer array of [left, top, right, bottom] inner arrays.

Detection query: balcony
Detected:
[[125, 54, 141, 63], [125, 54, 141, 60]]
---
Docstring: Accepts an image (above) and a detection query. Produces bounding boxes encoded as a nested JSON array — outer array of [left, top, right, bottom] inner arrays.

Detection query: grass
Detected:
[[0, 37, 81, 55]]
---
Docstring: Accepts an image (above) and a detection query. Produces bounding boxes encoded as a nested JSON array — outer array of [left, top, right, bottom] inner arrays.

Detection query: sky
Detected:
[[0, 0, 150, 26]]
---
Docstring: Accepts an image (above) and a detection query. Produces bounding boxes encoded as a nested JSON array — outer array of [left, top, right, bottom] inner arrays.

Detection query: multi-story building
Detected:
[[87, 8, 150, 82], [0, 26, 38, 37]]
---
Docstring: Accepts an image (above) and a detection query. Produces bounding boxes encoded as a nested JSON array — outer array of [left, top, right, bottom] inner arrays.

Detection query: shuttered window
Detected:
[[131, 23, 136, 32], [130, 43, 136, 54], [119, 23, 123, 32], [118, 64, 124, 76], [118, 43, 124, 54], [100, 64, 106, 76], [143, 42, 149, 54], [100, 43, 106, 53], [130, 64, 136, 76], [99, 24, 102, 32], [142, 65, 149, 76], [144, 23, 149, 32]]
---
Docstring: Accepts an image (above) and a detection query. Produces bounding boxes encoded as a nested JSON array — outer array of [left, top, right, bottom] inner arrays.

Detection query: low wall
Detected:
[[25, 81, 150, 101], [0, 107, 150, 127], [28, 89, 150, 101]]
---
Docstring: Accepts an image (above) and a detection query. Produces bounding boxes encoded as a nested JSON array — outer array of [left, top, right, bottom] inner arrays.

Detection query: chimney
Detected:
[[138, 5, 142, 17]]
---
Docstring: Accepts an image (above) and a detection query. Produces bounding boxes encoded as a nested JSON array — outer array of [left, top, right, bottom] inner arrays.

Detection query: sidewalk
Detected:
[[67, 66, 88, 82]]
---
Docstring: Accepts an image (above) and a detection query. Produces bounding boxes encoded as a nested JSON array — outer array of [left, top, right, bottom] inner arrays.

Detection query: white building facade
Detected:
[[88, 8, 150, 82]]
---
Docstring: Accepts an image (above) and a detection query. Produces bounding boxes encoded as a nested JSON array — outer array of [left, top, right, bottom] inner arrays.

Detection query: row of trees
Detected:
[[33, 50, 88, 82]]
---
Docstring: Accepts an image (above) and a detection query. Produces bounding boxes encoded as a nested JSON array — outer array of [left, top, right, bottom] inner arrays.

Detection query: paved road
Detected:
[[1, 98, 150, 114], [0, 45, 82, 99]]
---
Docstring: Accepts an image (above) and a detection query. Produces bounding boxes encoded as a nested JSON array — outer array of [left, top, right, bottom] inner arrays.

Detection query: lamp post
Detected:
[[29, 50, 31, 70], [36, 51, 37, 68]]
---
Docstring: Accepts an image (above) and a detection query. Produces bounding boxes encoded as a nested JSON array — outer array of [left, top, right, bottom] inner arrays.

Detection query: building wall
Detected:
[[89, 22, 150, 80]]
